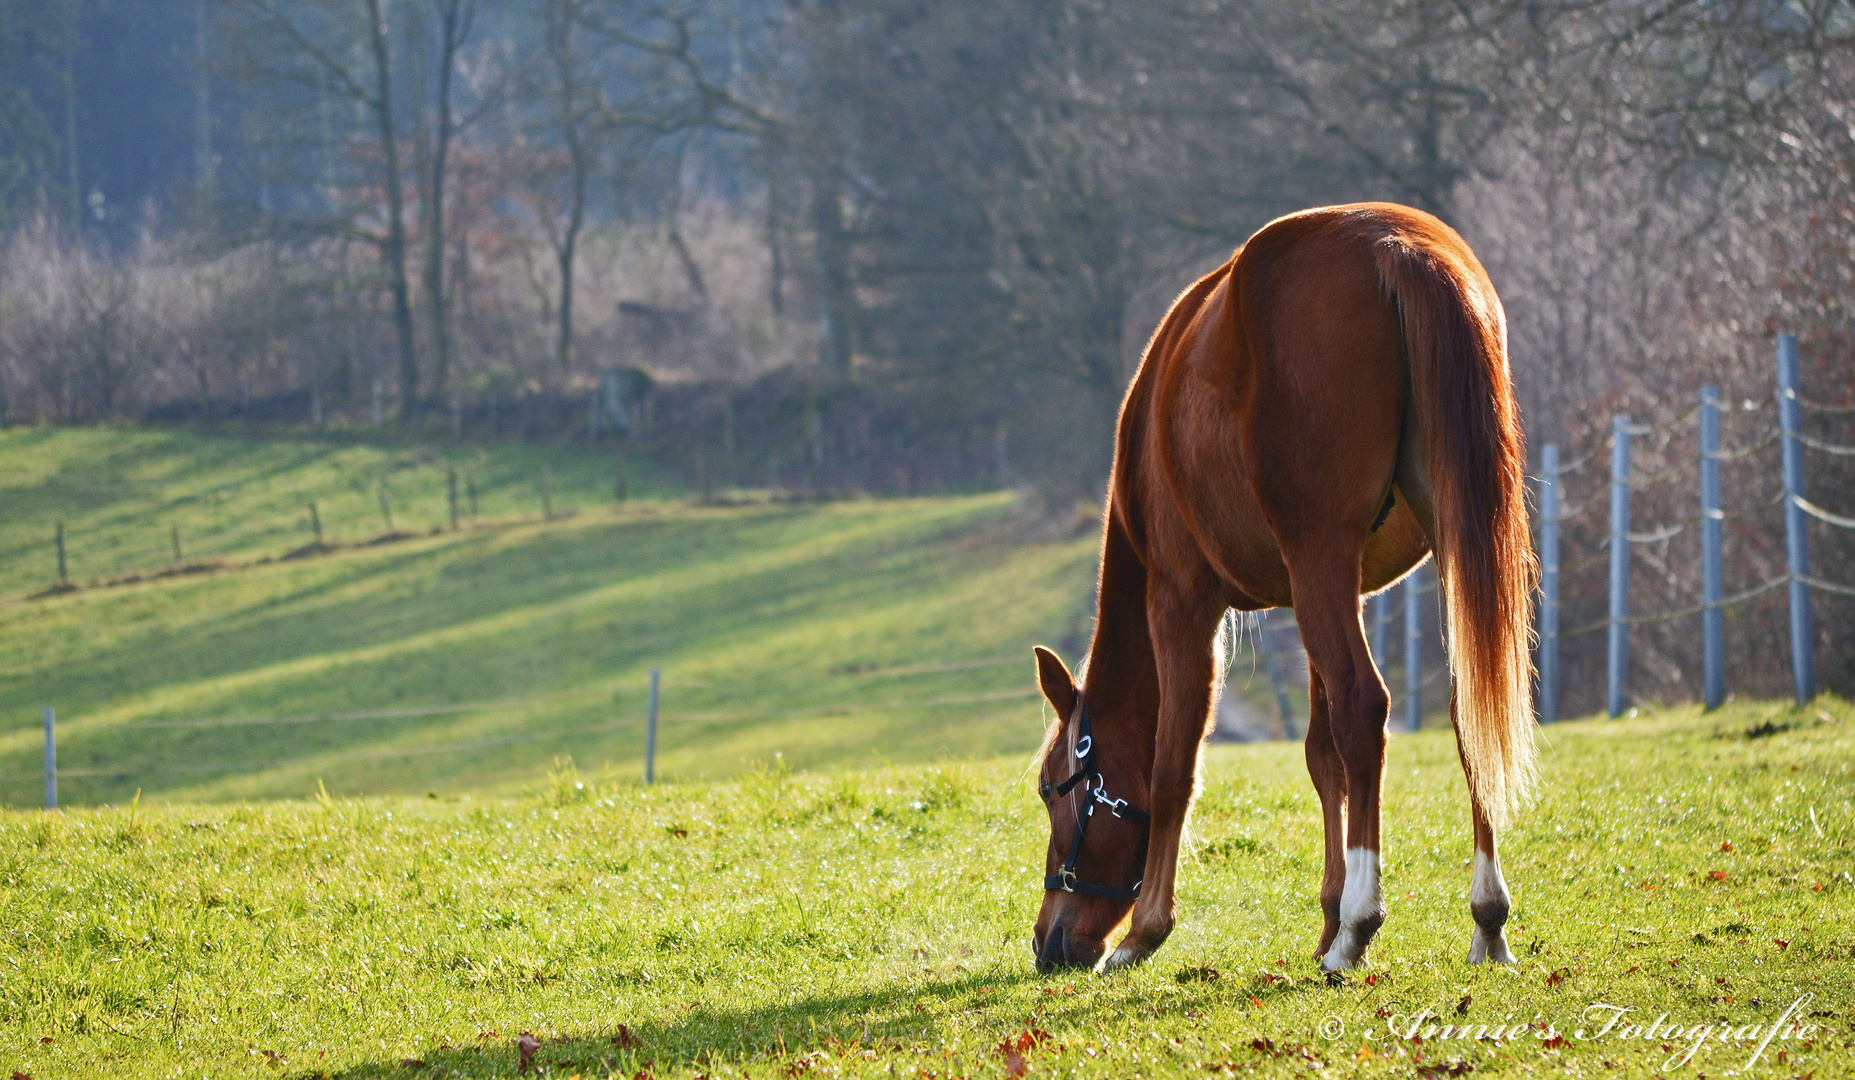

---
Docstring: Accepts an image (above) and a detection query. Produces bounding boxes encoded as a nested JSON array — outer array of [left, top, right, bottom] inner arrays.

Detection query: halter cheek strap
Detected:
[[1043, 700, 1150, 901]]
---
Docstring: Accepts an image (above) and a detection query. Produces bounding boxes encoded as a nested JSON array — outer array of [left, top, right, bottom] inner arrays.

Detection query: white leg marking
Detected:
[[1467, 850, 1516, 965], [1320, 847, 1384, 971]]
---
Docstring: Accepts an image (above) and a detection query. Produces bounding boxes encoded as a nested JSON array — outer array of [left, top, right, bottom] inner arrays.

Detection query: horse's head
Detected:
[[1030, 646, 1148, 972]]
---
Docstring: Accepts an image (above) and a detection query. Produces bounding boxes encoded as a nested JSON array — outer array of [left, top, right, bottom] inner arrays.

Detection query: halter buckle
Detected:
[[1073, 735, 1092, 759], [1056, 867, 1077, 892], [1091, 786, 1129, 817]]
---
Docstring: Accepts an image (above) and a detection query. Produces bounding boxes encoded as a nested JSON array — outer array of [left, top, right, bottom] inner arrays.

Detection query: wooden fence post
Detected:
[[467, 473, 479, 518], [1404, 564, 1423, 732], [309, 501, 322, 542], [1776, 333, 1814, 703], [170, 524, 183, 563], [55, 522, 67, 584], [43, 706, 56, 810], [1607, 416, 1631, 718], [1699, 387, 1725, 709], [541, 464, 554, 519], [615, 457, 628, 503], [645, 667, 660, 784], [447, 468, 459, 530], [377, 485, 395, 532], [1539, 443, 1560, 724]]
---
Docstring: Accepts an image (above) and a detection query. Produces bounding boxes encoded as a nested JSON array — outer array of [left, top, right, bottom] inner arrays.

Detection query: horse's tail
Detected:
[[1376, 226, 1537, 825]]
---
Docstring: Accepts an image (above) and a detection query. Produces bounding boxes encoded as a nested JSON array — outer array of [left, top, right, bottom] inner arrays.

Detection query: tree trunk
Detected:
[[812, 166, 854, 381], [367, 0, 420, 421], [419, 1, 467, 400]]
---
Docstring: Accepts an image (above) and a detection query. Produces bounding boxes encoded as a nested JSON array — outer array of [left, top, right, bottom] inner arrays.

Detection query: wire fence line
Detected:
[[11, 654, 1051, 798], [8, 684, 1049, 786], [1537, 333, 1854, 720]]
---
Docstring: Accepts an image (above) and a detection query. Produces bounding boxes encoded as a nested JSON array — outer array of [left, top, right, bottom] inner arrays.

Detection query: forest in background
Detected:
[[0, 0, 1850, 707]]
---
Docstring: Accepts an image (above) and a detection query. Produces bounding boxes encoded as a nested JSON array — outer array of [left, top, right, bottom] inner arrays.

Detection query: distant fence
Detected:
[[16, 658, 1047, 808], [1536, 333, 1853, 720]]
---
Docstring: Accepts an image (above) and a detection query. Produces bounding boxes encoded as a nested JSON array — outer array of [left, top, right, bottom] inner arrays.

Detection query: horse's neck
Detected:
[[1081, 516, 1159, 739]]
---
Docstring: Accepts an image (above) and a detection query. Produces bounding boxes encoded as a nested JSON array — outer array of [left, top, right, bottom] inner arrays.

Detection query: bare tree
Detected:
[[218, 0, 421, 418]]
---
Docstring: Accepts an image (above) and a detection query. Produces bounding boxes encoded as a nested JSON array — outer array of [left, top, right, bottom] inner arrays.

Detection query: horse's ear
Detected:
[[1033, 646, 1078, 720]]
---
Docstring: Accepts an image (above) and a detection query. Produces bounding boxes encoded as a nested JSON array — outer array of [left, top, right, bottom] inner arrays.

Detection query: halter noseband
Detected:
[[1043, 698, 1150, 901]]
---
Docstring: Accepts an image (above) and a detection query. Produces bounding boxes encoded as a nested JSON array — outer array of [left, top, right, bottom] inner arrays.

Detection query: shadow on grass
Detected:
[[306, 969, 1053, 1080], [0, 496, 1052, 805]]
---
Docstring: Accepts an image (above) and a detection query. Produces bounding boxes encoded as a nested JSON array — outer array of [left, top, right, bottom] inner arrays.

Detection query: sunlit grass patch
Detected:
[[2, 698, 1850, 1078]]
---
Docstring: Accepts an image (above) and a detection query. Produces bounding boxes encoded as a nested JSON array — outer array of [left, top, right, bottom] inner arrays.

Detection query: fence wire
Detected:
[[1783, 386, 1855, 415], [1791, 494, 1855, 531], [1793, 430, 1855, 456]]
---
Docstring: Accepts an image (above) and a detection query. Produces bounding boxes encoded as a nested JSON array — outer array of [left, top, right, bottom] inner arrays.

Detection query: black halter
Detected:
[[1043, 699, 1150, 901]]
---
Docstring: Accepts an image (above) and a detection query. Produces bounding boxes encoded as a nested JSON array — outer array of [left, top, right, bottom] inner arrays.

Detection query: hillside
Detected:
[[3, 698, 1850, 1079], [0, 427, 1102, 806]]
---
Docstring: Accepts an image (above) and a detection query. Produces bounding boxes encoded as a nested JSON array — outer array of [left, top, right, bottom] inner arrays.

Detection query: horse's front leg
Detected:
[[1103, 577, 1223, 971]]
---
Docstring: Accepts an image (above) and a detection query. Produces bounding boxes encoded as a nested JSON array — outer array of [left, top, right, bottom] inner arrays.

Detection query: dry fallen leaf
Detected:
[[517, 1032, 541, 1074], [1004, 1051, 1029, 1077]]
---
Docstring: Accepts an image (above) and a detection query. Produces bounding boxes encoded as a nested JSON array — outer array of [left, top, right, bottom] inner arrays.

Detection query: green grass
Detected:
[[3, 698, 1850, 1079], [0, 427, 1107, 806], [0, 425, 684, 599]]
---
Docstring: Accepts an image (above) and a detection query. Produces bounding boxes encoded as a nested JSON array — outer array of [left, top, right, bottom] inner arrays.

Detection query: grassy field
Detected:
[[0, 426, 1109, 807], [2, 697, 1849, 1079]]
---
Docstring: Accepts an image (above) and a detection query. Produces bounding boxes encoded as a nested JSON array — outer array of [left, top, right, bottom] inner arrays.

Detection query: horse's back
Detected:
[[1127, 203, 1466, 601]]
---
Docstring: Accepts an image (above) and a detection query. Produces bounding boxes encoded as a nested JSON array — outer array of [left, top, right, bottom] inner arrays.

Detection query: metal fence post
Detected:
[[1776, 334, 1814, 703], [1256, 612, 1296, 741], [43, 706, 56, 810], [1371, 591, 1391, 677], [1607, 416, 1631, 718], [644, 667, 660, 784], [1539, 444, 1560, 724], [1699, 387, 1724, 709], [1404, 564, 1423, 732], [55, 522, 67, 584]]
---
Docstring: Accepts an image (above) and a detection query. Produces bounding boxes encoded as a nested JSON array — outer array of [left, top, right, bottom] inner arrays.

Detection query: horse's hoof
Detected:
[[1319, 951, 1361, 972], [1319, 934, 1367, 972], [1323, 968, 1350, 986], [1101, 944, 1150, 972], [1467, 928, 1517, 965]]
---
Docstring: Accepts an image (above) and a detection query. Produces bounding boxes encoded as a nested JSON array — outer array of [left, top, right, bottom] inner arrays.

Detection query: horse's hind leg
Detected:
[[1303, 667, 1348, 959], [1452, 689, 1517, 964], [1287, 557, 1392, 972]]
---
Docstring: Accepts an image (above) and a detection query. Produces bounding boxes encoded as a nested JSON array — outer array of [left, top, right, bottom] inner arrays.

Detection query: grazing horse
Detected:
[[1031, 202, 1536, 974]]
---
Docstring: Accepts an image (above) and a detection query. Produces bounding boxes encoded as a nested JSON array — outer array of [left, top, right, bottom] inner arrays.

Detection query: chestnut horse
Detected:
[[1031, 203, 1536, 974]]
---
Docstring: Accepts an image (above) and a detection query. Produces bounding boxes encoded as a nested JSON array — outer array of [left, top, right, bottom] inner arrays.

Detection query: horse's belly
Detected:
[[1359, 490, 1430, 594]]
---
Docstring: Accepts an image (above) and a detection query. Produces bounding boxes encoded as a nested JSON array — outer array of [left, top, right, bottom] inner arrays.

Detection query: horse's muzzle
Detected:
[[1034, 923, 1104, 972]]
